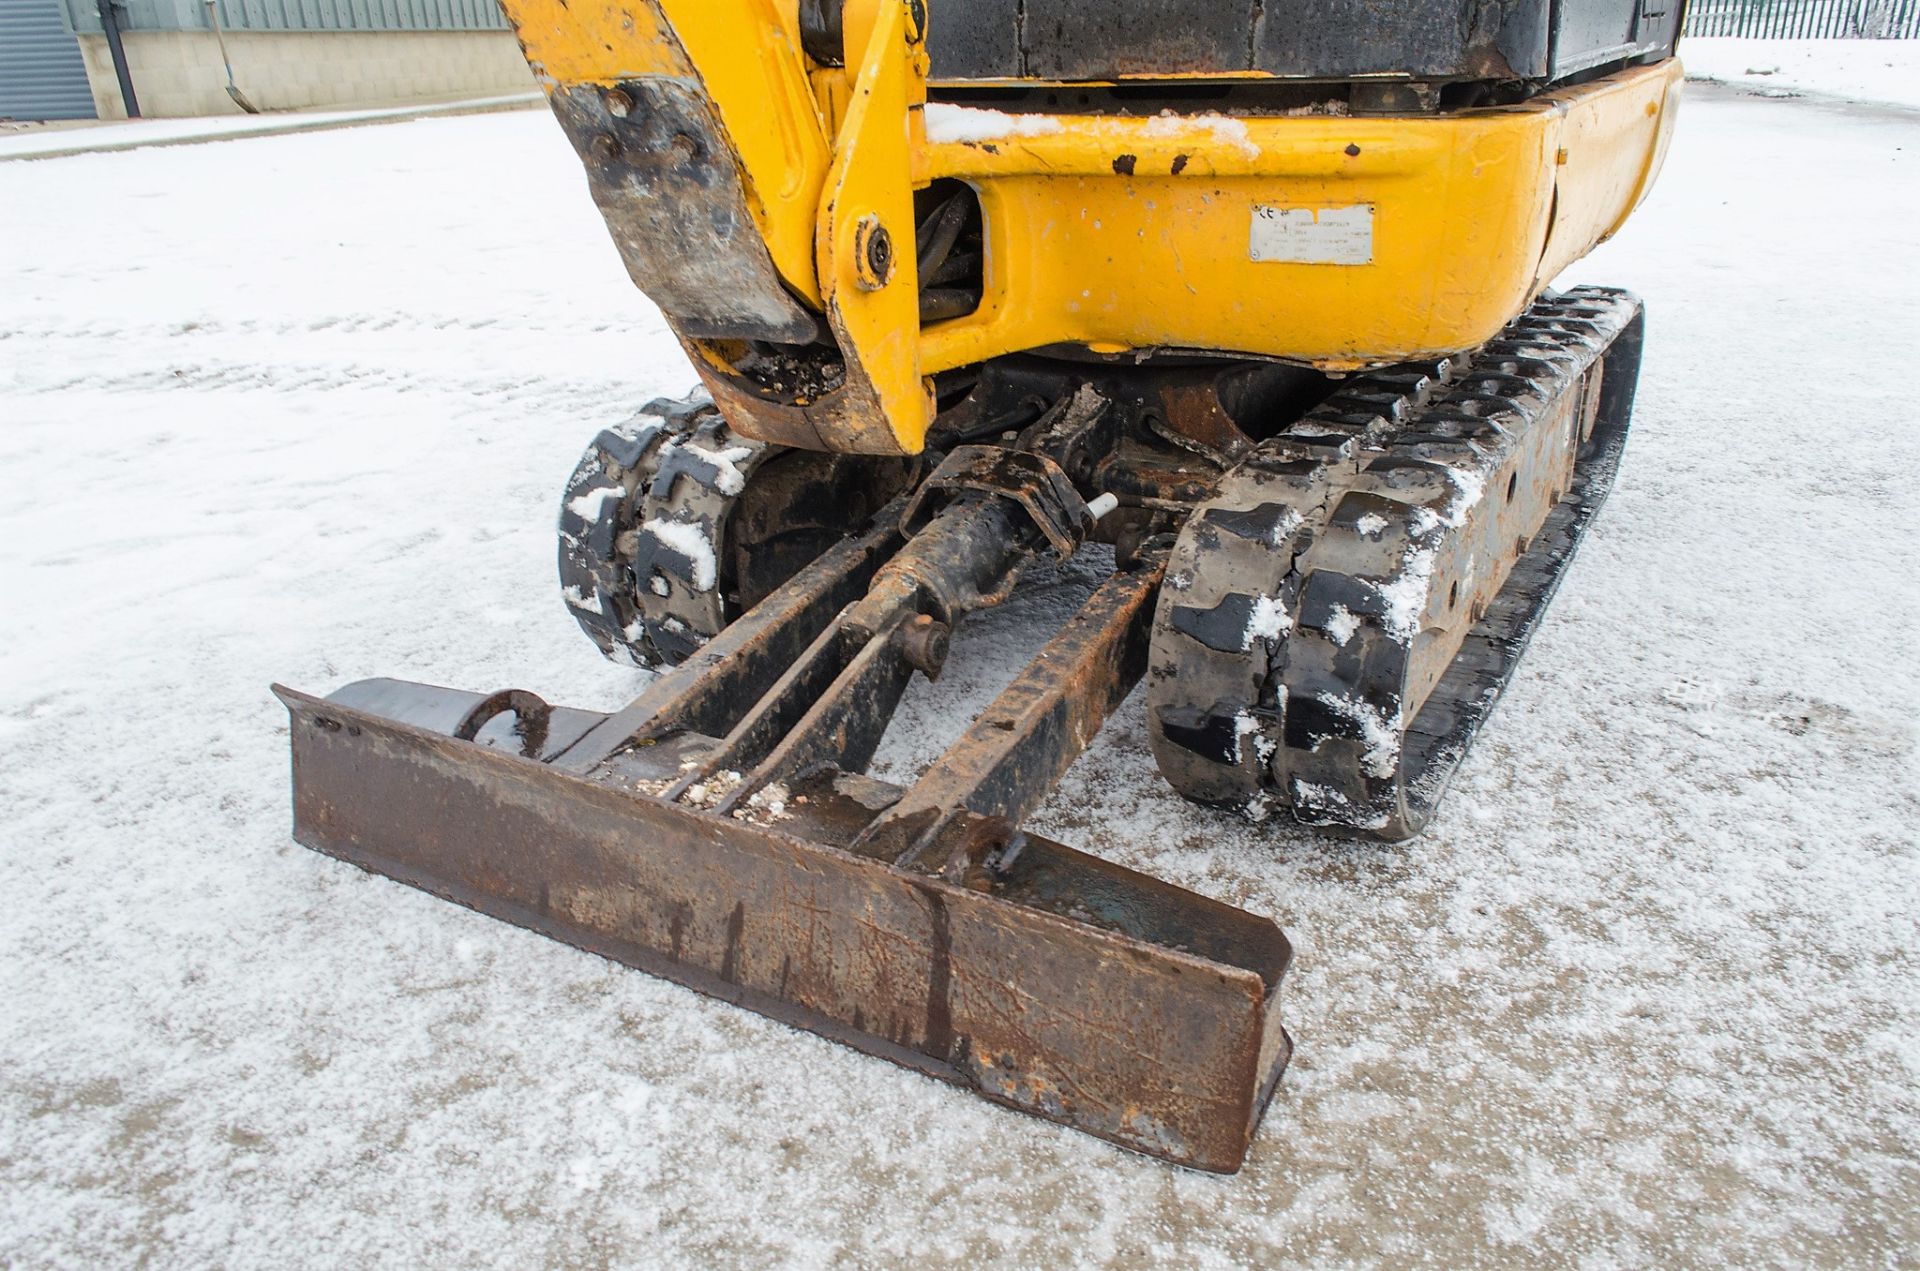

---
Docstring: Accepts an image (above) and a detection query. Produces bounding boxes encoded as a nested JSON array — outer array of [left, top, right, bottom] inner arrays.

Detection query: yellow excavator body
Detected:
[[500, 0, 1678, 454]]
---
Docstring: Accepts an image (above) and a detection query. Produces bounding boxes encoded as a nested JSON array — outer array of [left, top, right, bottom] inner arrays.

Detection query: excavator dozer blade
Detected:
[[274, 680, 1293, 1172]]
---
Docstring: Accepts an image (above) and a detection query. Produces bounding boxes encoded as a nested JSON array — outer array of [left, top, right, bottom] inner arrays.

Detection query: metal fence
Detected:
[[1684, 0, 1920, 36], [64, 0, 509, 35]]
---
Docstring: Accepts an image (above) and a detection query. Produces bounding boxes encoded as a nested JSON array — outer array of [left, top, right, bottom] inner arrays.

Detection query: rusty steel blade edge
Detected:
[[272, 683, 1294, 1173]]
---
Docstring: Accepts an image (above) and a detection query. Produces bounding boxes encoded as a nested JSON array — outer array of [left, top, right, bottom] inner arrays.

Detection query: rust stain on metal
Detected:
[[273, 682, 1291, 1172], [918, 883, 956, 1059]]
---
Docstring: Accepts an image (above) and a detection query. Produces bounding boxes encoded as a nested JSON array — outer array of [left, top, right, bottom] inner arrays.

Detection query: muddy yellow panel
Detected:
[[915, 62, 1681, 376]]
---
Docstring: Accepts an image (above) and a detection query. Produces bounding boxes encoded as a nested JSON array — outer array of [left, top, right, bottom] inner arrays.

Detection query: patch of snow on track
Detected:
[[641, 518, 718, 591]]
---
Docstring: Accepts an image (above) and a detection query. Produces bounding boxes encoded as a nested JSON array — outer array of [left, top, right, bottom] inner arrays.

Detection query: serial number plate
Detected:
[[1249, 204, 1374, 265]]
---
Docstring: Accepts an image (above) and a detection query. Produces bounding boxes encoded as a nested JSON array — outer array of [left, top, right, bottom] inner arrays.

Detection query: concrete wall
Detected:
[[77, 29, 536, 119]]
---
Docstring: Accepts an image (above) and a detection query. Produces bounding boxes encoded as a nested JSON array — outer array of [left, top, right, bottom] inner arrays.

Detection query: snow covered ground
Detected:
[[1683, 36, 1920, 110], [2, 70, 1917, 1270]]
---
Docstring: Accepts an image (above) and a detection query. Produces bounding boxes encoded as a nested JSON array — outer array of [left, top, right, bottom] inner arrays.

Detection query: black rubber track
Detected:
[[1146, 287, 1645, 840]]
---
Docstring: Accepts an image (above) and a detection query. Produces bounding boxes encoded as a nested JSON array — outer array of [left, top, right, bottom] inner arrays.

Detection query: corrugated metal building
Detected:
[[1, 0, 98, 120], [4, 0, 532, 120]]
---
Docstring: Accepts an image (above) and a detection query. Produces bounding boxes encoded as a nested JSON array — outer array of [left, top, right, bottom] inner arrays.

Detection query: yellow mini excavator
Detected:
[[277, 0, 1681, 1171]]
